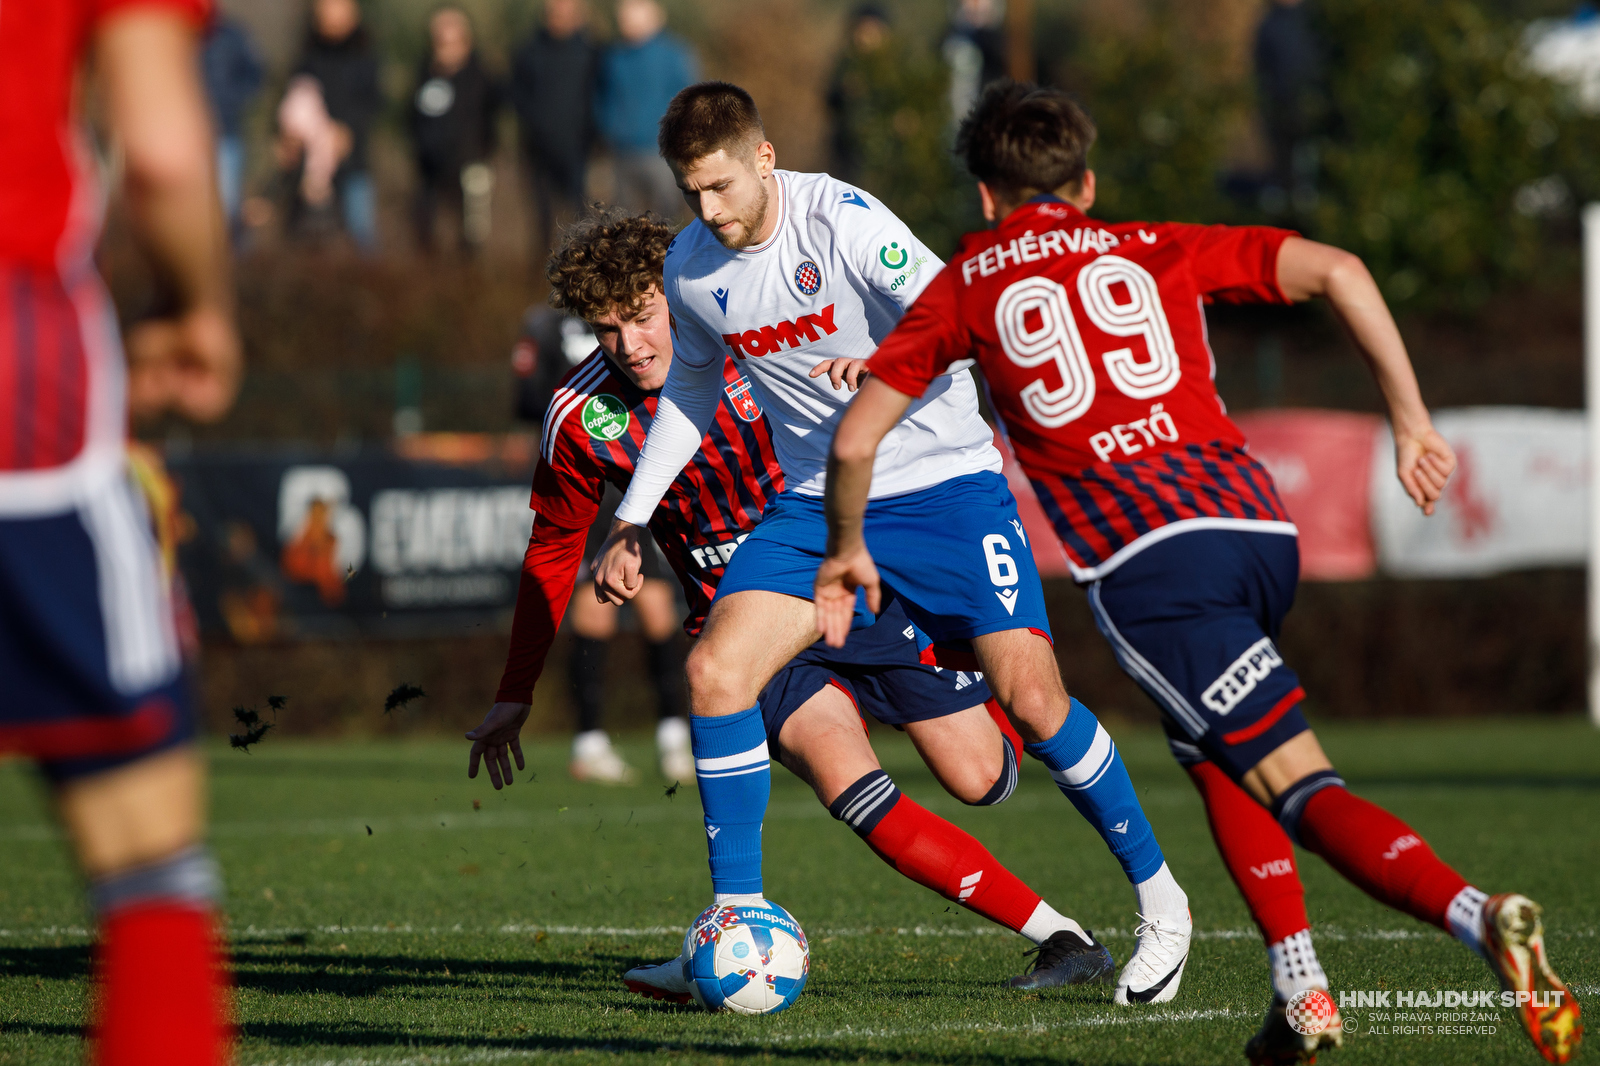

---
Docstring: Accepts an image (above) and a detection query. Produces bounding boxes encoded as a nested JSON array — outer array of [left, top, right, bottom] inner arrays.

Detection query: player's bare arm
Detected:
[[816, 377, 912, 646], [1277, 236, 1454, 515], [97, 9, 241, 424]]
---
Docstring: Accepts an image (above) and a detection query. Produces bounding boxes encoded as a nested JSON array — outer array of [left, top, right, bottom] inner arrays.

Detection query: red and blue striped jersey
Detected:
[[496, 349, 784, 702], [869, 199, 1298, 581]]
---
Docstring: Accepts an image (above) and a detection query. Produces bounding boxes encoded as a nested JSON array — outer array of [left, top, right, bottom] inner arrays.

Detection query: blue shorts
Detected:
[[758, 598, 992, 749], [1086, 528, 1310, 782], [0, 488, 196, 783], [716, 471, 1053, 645]]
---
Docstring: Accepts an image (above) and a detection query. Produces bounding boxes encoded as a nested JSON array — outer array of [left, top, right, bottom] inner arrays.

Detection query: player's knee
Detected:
[[1002, 679, 1067, 742], [685, 641, 737, 705], [962, 734, 1019, 806]]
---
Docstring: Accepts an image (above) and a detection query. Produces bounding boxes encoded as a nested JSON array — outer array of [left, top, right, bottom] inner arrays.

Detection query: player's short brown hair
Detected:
[[956, 80, 1097, 201], [546, 211, 675, 322], [657, 81, 766, 168]]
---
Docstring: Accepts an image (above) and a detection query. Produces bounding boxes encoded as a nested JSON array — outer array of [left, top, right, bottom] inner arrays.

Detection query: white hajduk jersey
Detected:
[[615, 169, 1000, 526]]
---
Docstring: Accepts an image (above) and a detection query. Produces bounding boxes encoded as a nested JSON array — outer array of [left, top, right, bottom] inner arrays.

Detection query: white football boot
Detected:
[[569, 730, 637, 785], [623, 953, 693, 1004], [1113, 910, 1192, 1005], [657, 716, 694, 783]]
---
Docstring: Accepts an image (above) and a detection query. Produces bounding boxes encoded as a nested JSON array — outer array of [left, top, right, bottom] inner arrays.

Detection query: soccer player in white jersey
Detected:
[[594, 82, 1193, 1005]]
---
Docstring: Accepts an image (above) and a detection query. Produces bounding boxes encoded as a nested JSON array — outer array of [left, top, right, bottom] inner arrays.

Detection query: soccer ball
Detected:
[[682, 900, 809, 1014]]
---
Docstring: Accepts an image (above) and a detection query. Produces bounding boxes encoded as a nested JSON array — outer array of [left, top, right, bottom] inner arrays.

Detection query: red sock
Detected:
[[864, 794, 1041, 933], [91, 903, 230, 1066], [984, 698, 1023, 764], [1188, 761, 1311, 943], [1296, 786, 1467, 931]]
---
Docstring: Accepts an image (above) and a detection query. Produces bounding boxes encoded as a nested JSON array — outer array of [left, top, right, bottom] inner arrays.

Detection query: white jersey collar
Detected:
[[736, 171, 788, 257]]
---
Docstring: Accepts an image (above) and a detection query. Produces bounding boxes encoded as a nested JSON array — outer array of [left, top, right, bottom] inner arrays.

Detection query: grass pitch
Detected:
[[1, 716, 1596, 1065]]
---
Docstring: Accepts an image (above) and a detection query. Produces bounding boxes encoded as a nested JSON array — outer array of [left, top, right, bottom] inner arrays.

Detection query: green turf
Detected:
[[1, 717, 1596, 1065]]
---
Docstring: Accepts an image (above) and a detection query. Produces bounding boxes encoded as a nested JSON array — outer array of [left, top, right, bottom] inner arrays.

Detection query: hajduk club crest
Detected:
[[794, 260, 821, 296], [724, 379, 762, 422]]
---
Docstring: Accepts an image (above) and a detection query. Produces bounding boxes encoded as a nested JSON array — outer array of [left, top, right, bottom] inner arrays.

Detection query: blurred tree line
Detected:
[[831, 0, 1600, 311]]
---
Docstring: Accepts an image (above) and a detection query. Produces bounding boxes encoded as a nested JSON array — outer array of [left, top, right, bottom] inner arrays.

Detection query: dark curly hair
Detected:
[[547, 211, 676, 322]]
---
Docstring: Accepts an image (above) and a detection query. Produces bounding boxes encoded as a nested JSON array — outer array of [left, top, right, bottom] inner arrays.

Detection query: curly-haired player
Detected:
[[467, 211, 1120, 1003], [540, 213, 693, 785]]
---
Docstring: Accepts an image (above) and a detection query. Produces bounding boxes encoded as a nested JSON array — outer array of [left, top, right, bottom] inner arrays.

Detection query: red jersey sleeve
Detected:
[[90, 0, 210, 28], [495, 436, 607, 703], [866, 264, 970, 399], [1168, 224, 1297, 305], [529, 426, 607, 529], [494, 516, 589, 703]]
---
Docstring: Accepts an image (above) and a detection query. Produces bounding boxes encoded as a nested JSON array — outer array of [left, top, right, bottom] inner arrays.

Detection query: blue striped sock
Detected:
[[1025, 698, 1166, 884], [690, 705, 769, 896]]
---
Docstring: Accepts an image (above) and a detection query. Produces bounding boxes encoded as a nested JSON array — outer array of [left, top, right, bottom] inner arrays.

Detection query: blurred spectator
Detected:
[[1254, 0, 1324, 219], [201, 14, 264, 242], [826, 4, 893, 183], [596, 0, 696, 219], [410, 7, 503, 254], [277, 78, 345, 218], [289, 0, 382, 252], [941, 0, 1006, 126], [511, 304, 598, 425], [511, 0, 600, 269]]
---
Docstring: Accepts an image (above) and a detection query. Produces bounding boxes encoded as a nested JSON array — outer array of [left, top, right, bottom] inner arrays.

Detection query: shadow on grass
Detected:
[[0, 944, 91, 980], [238, 1021, 1107, 1065], [232, 949, 607, 998]]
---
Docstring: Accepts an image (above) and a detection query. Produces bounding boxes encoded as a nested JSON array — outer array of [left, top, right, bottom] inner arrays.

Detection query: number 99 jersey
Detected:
[[867, 198, 1298, 581]]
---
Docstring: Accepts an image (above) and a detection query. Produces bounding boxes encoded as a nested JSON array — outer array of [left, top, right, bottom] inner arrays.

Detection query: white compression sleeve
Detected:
[[615, 354, 726, 525]]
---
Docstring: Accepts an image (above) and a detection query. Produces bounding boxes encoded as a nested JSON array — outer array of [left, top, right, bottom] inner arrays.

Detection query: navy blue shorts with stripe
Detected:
[[1086, 528, 1309, 782], [758, 597, 992, 749], [0, 487, 195, 783]]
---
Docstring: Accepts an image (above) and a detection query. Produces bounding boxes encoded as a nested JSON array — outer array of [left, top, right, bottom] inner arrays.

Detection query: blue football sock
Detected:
[[1025, 698, 1166, 884], [690, 705, 769, 897]]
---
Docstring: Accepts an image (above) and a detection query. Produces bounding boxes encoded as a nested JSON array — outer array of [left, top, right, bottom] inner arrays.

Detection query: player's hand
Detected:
[[1395, 424, 1455, 516], [125, 304, 242, 424], [814, 543, 880, 648], [593, 523, 645, 605], [466, 701, 531, 789], [809, 357, 871, 393]]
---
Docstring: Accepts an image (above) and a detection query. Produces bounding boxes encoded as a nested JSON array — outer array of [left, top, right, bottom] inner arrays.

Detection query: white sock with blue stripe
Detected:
[[1025, 698, 1172, 892], [690, 705, 770, 899]]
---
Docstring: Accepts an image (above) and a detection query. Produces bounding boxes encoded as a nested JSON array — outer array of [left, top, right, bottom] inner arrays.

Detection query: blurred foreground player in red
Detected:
[[0, 2, 242, 1063], [846, 81, 1582, 1064]]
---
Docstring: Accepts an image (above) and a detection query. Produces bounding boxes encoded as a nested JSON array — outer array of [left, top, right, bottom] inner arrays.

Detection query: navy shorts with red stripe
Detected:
[[0, 496, 196, 783], [1085, 527, 1309, 782], [758, 598, 992, 750]]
